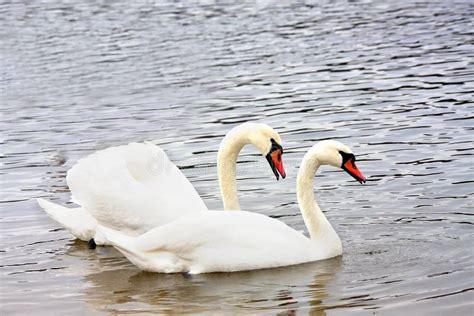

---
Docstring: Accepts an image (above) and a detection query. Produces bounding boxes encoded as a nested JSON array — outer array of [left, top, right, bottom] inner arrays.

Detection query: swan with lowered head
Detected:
[[37, 123, 286, 246], [99, 140, 366, 273]]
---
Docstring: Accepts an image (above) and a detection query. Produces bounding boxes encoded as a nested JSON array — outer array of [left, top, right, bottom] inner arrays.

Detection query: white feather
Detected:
[[66, 142, 207, 234], [99, 141, 362, 273], [38, 142, 207, 242], [37, 198, 98, 242], [99, 211, 327, 274], [37, 123, 285, 246]]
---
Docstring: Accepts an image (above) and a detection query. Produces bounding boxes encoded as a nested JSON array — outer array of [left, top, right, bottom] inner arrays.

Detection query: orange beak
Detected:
[[266, 148, 286, 180], [342, 158, 366, 183], [272, 149, 286, 179]]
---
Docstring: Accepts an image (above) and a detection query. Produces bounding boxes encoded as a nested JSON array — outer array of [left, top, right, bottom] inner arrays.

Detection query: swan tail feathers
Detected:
[[97, 225, 140, 256], [97, 225, 188, 273], [97, 225, 154, 268], [37, 198, 97, 242]]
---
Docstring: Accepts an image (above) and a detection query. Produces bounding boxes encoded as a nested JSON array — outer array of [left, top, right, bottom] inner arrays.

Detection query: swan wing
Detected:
[[66, 142, 207, 234], [103, 211, 325, 274]]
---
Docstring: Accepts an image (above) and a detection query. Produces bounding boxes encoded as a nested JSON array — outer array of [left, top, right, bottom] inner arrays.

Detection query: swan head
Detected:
[[312, 140, 366, 183], [246, 123, 286, 180], [225, 122, 286, 180]]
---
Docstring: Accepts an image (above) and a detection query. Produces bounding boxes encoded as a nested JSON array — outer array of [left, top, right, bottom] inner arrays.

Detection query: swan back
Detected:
[[101, 211, 333, 274]]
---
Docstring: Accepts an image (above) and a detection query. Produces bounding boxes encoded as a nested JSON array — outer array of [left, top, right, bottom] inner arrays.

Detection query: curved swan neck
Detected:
[[297, 152, 336, 239], [217, 129, 248, 210]]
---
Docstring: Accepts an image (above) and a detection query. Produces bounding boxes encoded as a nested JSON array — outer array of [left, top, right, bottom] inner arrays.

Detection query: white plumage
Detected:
[[67, 142, 207, 235], [37, 123, 285, 245], [99, 140, 366, 273], [99, 211, 328, 274], [38, 142, 207, 244]]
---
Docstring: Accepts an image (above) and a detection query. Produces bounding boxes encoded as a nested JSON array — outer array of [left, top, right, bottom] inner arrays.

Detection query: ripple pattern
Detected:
[[1, 0, 473, 314]]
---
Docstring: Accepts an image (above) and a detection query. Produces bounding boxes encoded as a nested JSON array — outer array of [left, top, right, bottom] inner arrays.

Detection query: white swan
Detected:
[[99, 140, 366, 274], [37, 123, 286, 246]]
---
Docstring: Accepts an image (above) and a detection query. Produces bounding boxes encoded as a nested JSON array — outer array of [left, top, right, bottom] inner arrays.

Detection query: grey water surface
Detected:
[[1, 0, 473, 315]]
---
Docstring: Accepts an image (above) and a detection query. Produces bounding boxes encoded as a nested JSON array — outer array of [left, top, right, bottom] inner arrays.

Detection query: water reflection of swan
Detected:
[[37, 123, 285, 246], [100, 141, 365, 273], [80, 248, 342, 314]]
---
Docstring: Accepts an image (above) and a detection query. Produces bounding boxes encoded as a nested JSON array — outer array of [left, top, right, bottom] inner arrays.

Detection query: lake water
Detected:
[[1, 0, 473, 314]]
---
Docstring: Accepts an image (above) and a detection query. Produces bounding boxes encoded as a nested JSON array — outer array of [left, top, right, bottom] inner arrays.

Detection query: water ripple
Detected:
[[1, 0, 473, 315]]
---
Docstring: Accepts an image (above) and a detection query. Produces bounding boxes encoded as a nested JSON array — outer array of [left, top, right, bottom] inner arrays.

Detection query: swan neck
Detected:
[[217, 131, 247, 210], [297, 156, 333, 239]]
